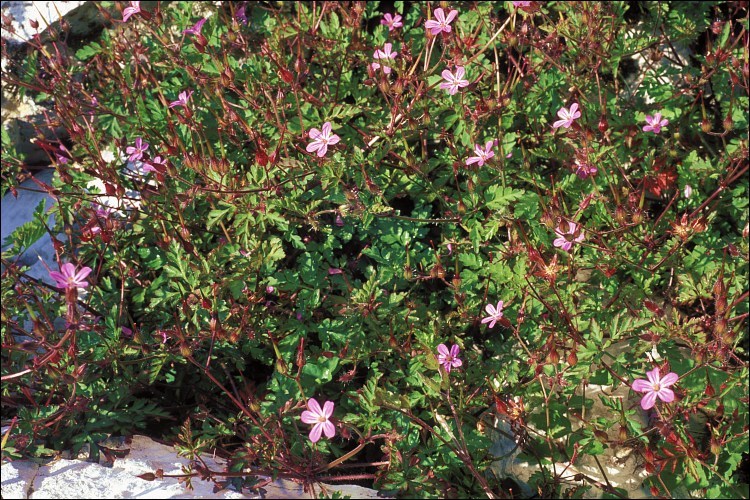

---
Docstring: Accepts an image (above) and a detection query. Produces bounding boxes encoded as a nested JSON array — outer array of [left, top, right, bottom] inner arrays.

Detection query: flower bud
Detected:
[[179, 342, 192, 357], [701, 119, 712, 133], [618, 425, 628, 442], [567, 349, 578, 366], [598, 115, 608, 133], [548, 349, 559, 365], [403, 265, 413, 279], [723, 114, 733, 132]]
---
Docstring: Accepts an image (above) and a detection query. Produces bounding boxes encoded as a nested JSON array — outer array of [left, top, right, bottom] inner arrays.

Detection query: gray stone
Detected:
[[1, 168, 57, 285], [0, 2, 106, 44], [0, 460, 39, 499]]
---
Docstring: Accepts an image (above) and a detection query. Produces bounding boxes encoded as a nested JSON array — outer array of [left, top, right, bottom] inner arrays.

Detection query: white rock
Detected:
[[1, 436, 387, 499], [0, 461, 39, 499]]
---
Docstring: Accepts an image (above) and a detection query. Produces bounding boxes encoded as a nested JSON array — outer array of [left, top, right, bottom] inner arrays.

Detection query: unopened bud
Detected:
[[618, 425, 628, 441], [567, 349, 577, 366], [598, 115, 608, 133], [701, 119, 712, 133], [548, 349, 559, 365], [179, 342, 192, 357], [723, 114, 733, 132]]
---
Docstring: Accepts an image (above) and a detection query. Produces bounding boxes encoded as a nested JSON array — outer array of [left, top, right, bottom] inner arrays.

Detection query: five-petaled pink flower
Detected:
[[300, 398, 336, 443], [481, 301, 504, 328], [306, 122, 340, 157], [552, 103, 581, 129], [574, 160, 598, 179], [437, 343, 463, 373], [183, 18, 207, 36], [371, 43, 398, 75], [440, 66, 470, 95], [122, 1, 140, 22], [512, 1, 532, 7], [425, 7, 458, 35], [49, 263, 92, 290], [381, 13, 403, 31], [465, 141, 495, 167], [553, 221, 585, 252], [126, 137, 149, 162], [643, 113, 669, 134], [632, 367, 679, 410], [169, 90, 193, 109], [143, 155, 167, 173]]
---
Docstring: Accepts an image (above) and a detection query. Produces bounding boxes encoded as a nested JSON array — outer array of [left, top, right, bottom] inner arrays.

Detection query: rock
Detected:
[[0, 461, 39, 499], [0, 435, 388, 499], [0, 2, 106, 45], [1, 168, 58, 285]]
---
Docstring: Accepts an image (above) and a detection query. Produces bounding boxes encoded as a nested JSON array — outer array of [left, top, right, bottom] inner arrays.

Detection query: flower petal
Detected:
[[660, 372, 679, 387], [322, 420, 336, 438], [327, 135, 340, 145], [309, 423, 323, 443], [552, 119, 568, 129], [450, 344, 460, 357], [433, 8, 445, 23], [307, 398, 322, 415], [657, 387, 675, 404], [75, 267, 92, 281], [301, 410, 318, 424], [308, 128, 321, 139], [640, 391, 658, 410], [306, 141, 322, 153], [437, 343, 450, 356], [465, 156, 480, 166], [452, 358, 463, 368], [316, 144, 329, 157], [322, 401, 334, 418], [485, 304, 496, 315], [425, 20, 440, 30], [646, 367, 661, 385], [444, 9, 458, 24], [631, 379, 651, 392], [441, 69, 454, 80], [480, 317, 494, 324]]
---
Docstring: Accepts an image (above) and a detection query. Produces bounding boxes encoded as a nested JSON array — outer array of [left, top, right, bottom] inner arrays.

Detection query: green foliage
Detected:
[[1, 1, 748, 498]]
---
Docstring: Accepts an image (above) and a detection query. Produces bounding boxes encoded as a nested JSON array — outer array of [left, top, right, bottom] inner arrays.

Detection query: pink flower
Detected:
[[440, 66, 470, 95], [169, 89, 193, 109], [182, 18, 207, 36], [513, 1, 532, 7], [552, 103, 581, 129], [465, 141, 495, 167], [381, 13, 403, 31], [143, 155, 167, 173], [632, 367, 678, 410], [371, 43, 398, 75], [300, 398, 336, 443], [126, 137, 149, 162], [437, 343, 463, 373], [425, 7, 458, 35], [481, 301, 504, 328], [553, 221, 585, 252], [122, 1, 140, 23], [643, 113, 669, 134], [574, 160, 598, 179], [49, 263, 92, 290], [306, 122, 340, 157]]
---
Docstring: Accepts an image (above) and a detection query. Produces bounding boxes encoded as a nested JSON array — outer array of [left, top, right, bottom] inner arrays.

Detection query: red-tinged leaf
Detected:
[[643, 300, 663, 315], [278, 68, 294, 84], [644, 164, 677, 197], [255, 147, 268, 167]]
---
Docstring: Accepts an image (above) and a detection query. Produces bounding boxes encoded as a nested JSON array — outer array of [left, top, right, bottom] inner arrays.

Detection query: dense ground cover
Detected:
[[2, 1, 748, 498]]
